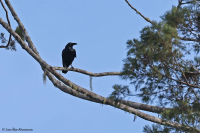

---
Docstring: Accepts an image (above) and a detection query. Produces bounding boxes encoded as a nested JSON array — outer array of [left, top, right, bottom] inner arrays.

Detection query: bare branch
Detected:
[[44, 68, 102, 103], [52, 68, 175, 114], [4, 0, 39, 55], [0, 0, 11, 48], [121, 100, 171, 114], [54, 67, 121, 77], [48, 67, 199, 131], [125, 0, 153, 24], [49, 67, 172, 114]]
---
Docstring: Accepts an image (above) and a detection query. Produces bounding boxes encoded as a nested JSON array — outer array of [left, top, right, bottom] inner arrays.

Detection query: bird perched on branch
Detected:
[[62, 42, 77, 73]]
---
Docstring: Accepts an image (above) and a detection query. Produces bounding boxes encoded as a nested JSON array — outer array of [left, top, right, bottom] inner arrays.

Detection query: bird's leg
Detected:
[[71, 65, 74, 69]]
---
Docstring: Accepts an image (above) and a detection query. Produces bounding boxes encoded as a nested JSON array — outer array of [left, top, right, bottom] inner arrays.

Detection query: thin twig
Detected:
[[180, 58, 200, 73], [191, 88, 200, 100], [125, 0, 153, 24]]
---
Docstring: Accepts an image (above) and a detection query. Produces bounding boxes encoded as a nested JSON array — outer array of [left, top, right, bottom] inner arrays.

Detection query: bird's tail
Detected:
[[62, 70, 68, 74]]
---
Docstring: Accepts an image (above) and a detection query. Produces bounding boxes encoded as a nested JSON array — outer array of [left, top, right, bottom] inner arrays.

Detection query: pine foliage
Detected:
[[110, 0, 200, 132]]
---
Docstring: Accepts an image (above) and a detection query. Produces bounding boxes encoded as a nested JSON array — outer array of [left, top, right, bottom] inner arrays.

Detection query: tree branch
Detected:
[[44, 68, 102, 103], [178, 0, 197, 8], [4, 0, 39, 55], [48, 67, 172, 114], [125, 0, 153, 24], [120, 100, 171, 114], [54, 67, 121, 77], [0, 0, 11, 48]]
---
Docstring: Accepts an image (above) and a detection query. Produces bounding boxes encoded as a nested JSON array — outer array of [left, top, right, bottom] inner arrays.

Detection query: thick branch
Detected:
[[44, 69, 102, 103], [5, 0, 39, 55], [54, 68, 173, 114], [121, 100, 170, 114], [54, 67, 121, 77], [1, 18, 199, 132], [47, 67, 171, 113]]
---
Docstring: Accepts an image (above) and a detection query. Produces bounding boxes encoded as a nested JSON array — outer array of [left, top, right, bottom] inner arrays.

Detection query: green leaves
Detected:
[[114, 2, 200, 131], [108, 85, 131, 102], [107, 2, 200, 132], [0, 32, 16, 51], [15, 26, 24, 41], [161, 6, 191, 28], [0, 26, 25, 51]]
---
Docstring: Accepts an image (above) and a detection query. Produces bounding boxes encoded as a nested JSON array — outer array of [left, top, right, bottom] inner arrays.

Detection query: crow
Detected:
[[62, 42, 77, 73]]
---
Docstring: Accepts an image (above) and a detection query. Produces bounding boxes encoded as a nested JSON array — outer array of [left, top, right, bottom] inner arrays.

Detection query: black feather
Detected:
[[62, 42, 77, 74]]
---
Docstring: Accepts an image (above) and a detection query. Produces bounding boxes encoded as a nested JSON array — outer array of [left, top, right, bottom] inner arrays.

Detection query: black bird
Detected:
[[62, 42, 77, 73]]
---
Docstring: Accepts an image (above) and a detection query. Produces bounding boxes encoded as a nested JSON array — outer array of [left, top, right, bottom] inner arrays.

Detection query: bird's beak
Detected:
[[72, 43, 77, 45]]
